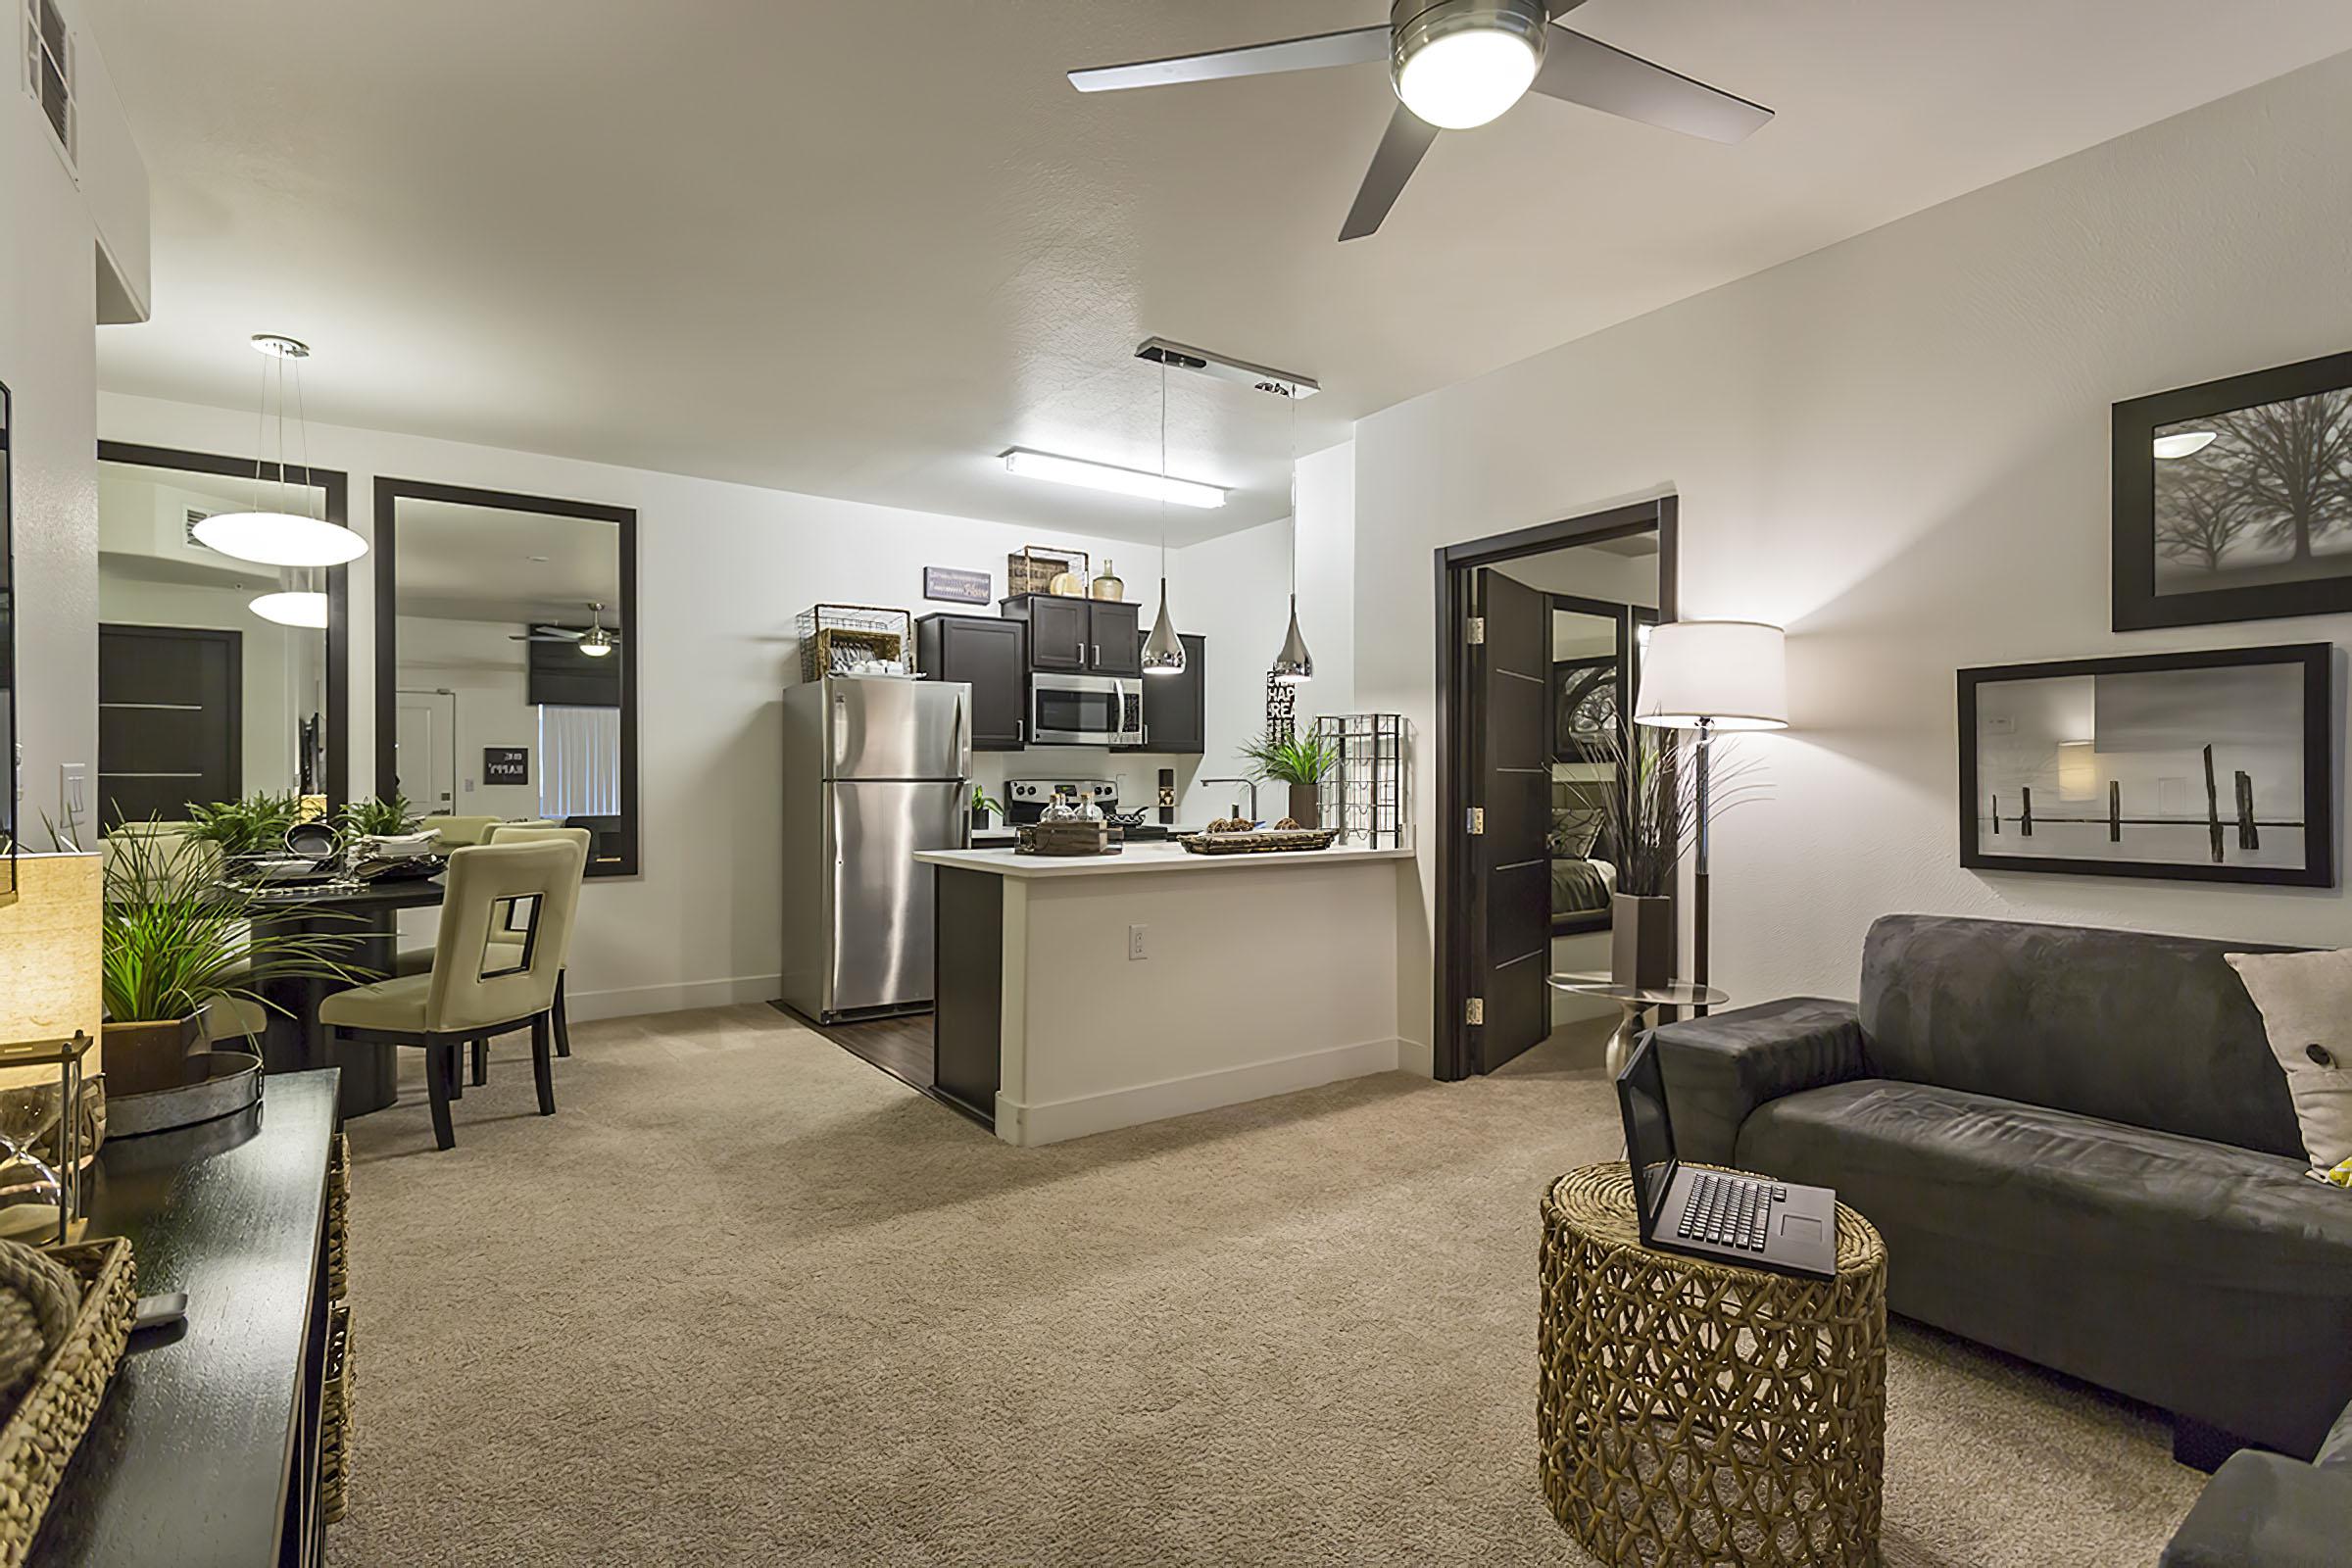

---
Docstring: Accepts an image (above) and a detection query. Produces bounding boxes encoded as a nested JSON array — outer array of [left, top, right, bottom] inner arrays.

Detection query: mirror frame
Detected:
[[94, 439, 353, 810], [371, 477, 640, 878], [0, 379, 13, 892]]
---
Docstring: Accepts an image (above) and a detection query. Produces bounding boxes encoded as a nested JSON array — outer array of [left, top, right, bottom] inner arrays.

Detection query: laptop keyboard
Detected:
[[1676, 1172, 1788, 1253]]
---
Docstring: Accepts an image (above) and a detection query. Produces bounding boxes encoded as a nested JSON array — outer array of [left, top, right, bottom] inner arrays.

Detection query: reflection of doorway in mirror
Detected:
[[395, 690, 458, 815]]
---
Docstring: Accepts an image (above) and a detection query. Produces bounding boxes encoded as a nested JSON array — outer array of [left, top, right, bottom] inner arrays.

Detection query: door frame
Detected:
[[96, 440, 352, 808], [1432, 495, 1680, 1081]]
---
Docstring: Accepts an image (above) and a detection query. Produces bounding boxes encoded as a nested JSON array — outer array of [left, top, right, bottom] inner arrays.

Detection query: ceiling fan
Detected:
[[1069, 0, 1773, 241], [511, 602, 621, 659]]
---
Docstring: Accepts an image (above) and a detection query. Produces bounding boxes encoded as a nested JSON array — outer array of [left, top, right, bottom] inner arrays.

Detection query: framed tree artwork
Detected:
[[1551, 655, 1619, 760], [1958, 643, 2332, 887], [2114, 350, 2352, 630]]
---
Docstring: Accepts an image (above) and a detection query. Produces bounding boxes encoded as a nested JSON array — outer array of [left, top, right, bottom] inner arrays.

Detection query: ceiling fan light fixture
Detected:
[[1392, 0, 1546, 130], [2152, 431, 2218, 460], [578, 637, 613, 658]]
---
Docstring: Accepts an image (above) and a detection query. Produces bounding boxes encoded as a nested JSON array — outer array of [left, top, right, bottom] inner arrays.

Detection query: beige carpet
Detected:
[[330, 1005, 2200, 1566]]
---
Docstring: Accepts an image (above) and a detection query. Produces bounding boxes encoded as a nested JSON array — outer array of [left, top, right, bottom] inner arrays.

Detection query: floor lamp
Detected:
[[1633, 620, 1788, 1007]]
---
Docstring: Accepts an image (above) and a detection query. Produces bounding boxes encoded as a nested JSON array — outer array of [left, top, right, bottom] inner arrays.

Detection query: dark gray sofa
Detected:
[[1650, 912, 2352, 1465]]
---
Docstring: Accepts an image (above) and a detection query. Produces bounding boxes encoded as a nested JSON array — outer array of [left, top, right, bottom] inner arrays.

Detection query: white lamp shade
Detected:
[[193, 511, 368, 568], [1634, 620, 1788, 731]]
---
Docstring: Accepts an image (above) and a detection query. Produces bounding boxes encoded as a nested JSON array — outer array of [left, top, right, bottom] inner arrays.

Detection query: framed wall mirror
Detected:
[[374, 479, 638, 877], [0, 380, 15, 892], [1545, 591, 1655, 937], [94, 441, 350, 832]]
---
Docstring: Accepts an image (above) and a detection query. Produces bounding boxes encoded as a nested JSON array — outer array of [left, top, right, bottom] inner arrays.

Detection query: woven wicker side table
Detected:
[[1539, 1162, 1887, 1567]]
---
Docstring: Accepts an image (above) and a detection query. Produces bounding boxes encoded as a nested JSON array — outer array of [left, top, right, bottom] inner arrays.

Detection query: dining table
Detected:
[[244, 873, 447, 1117]]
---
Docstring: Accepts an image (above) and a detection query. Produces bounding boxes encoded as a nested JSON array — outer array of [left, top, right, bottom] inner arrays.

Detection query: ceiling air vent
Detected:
[[185, 510, 213, 550], [23, 0, 73, 169]]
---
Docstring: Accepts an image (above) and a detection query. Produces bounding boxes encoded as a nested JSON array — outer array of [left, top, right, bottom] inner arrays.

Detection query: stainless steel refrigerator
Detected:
[[781, 676, 971, 1022]]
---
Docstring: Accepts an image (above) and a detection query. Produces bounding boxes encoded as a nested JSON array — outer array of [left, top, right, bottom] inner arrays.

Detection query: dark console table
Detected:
[[28, 1069, 345, 1568]]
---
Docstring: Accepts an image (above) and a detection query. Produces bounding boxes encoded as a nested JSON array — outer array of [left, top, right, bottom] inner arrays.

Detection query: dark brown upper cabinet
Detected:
[[1120, 632, 1205, 755], [1001, 596, 1141, 678], [916, 613, 1028, 751]]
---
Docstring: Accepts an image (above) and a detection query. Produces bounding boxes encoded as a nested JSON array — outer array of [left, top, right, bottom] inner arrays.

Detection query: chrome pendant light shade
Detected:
[[1142, 359, 1187, 676], [1142, 586, 1186, 675], [1271, 593, 1313, 684]]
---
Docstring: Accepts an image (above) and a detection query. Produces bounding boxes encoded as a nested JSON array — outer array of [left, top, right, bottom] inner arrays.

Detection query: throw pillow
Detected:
[[2227, 948, 2352, 1183]]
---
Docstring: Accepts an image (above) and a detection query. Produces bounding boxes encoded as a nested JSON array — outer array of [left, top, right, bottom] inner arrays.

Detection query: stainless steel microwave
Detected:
[[1030, 672, 1144, 747]]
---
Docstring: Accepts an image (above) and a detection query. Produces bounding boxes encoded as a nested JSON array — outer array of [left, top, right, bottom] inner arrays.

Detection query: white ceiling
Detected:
[[390, 499, 621, 626], [84, 1, 2352, 547]]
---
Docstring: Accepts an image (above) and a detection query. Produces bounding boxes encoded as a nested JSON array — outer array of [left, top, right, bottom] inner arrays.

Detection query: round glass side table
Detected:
[[1545, 973, 1728, 1074]]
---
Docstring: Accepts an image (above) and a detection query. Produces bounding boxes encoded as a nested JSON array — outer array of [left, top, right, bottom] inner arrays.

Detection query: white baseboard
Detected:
[[1395, 1034, 1436, 1080], [566, 973, 782, 1023], [994, 1036, 1403, 1147]]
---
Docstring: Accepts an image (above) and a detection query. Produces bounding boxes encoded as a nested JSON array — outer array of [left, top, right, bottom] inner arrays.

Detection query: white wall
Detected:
[[96, 389, 1326, 1018], [394, 614, 545, 820], [1353, 51, 2352, 1068], [3, 62, 102, 836]]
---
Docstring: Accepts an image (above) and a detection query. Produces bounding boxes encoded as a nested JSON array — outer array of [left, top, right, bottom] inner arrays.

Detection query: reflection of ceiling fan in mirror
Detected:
[[511, 601, 621, 658], [1068, 0, 1772, 240]]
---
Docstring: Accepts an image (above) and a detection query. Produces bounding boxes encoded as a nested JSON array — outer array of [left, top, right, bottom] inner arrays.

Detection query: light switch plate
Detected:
[[59, 762, 87, 822], [1128, 924, 1148, 961]]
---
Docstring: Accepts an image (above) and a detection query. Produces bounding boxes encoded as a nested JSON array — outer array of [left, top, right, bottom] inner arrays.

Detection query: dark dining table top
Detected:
[[26, 1070, 340, 1567], [238, 872, 446, 917]]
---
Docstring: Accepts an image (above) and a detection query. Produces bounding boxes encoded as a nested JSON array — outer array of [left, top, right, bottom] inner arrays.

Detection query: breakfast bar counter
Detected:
[[912, 843, 1413, 1144]]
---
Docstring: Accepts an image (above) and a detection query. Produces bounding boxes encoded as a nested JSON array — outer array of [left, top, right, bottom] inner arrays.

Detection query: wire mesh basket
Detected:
[[1315, 713, 1410, 848], [795, 604, 911, 683]]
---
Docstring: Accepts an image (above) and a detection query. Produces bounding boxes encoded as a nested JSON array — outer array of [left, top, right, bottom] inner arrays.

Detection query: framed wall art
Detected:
[[2114, 349, 2352, 631], [1958, 643, 2333, 887]]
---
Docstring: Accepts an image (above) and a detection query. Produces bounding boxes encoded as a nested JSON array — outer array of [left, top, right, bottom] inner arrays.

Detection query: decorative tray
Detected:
[[0, 1239, 136, 1567], [1015, 822, 1124, 858], [1177, 829, 1340, 855]]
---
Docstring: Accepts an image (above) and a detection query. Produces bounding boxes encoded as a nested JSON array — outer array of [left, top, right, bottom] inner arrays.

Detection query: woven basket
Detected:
[[320, 1302, 353, 1525], [325, 1132, 351, 1304], [0, 1239, 134, 1567], [1176, 829, 1339, 856], [1015, 821, 1122, 858]]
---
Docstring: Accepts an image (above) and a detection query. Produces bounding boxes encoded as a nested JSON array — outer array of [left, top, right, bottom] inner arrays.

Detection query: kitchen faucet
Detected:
[[1198, 776, 1260, 823]]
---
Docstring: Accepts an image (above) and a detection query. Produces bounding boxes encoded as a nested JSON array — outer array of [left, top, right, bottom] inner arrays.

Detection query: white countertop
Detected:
[[913, 842, 1417, 879]]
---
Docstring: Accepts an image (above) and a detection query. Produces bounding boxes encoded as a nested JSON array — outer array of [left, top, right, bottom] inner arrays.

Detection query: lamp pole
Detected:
[[1692, 714, 1713, 1016]]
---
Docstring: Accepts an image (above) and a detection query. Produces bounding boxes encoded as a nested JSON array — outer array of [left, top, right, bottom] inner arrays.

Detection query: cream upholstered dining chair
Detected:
[[480, 822, 590, 1075], [318, 838, 584, 1150], [418, 814, 502, 850]]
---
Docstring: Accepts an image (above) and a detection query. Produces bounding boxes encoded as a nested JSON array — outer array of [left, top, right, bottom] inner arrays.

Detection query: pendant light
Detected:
[[195, 335, 368, 568], [1140, 358, 1187, 677], [1269, 375, 1312, 684]]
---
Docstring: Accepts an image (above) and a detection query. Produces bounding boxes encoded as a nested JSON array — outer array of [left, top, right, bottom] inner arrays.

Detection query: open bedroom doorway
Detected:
[[1433, 497, 1678, 1080]]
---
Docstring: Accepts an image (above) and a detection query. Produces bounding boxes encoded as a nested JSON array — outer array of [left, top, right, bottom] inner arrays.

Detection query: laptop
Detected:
[[1615, 1036, 1839, 1281]]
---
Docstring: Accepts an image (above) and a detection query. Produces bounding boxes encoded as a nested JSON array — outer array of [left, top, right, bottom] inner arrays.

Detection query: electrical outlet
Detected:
[[1128, 924, 1149, 961]]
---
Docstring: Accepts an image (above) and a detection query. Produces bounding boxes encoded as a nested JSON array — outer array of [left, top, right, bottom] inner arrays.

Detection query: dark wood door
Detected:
[[932, 616, 1026, 750], [1088, 601, 1142, 677], [1024, 596, 1090, 672], [1127, 632, 1204, 754], [98, 623, 241, 830], [1473, 569, 1552, 1072]]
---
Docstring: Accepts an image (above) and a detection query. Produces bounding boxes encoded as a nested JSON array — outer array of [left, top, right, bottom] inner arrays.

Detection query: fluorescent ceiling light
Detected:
[[1003, 449, 1226, 509], [249, 590, 330, 628], [2152, 431, 2218, 460]]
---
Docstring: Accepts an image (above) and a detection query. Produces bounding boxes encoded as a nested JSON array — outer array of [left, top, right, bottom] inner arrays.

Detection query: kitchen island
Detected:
[[912, 842, 1414, 1145]]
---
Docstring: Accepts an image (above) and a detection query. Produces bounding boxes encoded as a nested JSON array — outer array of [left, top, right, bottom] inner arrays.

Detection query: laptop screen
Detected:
[[1616, 1038, 1678, 1234]]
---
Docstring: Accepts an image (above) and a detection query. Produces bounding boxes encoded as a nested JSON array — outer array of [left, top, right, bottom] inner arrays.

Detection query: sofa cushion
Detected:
[[2227, 947, 2352, 1180], [1739, 1077, 2352, 1457], [1858, 913, 2303, 1158]]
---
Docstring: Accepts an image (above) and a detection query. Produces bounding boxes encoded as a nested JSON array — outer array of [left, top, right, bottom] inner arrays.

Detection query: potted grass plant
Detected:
[[182, 790, 307, 879], [1589, 722, 1762, 990], [100, 823, 365, 1097], [336, 790, 428, 864], [1239, 726, 1341, 830]]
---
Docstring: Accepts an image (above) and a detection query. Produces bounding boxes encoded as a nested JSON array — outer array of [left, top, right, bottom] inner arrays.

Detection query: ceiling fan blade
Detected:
[[1533, 27, 1773, 144], [1339, 104, 1441, 242], [1070, 25, 1388, 93]]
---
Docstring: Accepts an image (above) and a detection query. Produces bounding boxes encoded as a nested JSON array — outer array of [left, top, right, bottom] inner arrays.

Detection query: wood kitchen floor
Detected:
[[776, 1004, 936, 1092]]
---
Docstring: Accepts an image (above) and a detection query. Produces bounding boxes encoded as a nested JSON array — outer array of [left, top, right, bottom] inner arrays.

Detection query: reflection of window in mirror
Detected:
[[379, 483, 637, 877], [94, 446, 344, 834]]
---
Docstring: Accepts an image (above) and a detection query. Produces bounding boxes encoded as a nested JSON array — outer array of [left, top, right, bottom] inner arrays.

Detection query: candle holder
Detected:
[[0, 1032, 97, 1248]]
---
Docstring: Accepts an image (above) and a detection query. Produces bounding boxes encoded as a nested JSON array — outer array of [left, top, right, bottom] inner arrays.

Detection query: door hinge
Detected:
[[1465, 997, 1485, 1026], [1465, 615, 1486, 646], [1466, 807, 1485, 835]]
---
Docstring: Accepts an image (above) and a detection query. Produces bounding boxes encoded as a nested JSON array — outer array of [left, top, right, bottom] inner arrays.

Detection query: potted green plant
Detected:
[[970, 786, 1002, 835], [1590, 723, 1762, 990], [336, 791, 424, 861], [100, 824, 366, 1096], [182, 790, 306, 876], [1239, 727, 1340, 830]]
